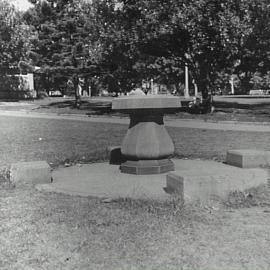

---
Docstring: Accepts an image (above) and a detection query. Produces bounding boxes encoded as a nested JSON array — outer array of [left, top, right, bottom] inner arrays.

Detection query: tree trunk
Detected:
[[197, 76, 213, 114], [240, 72, 252, 94], [73, 75, 81, 108], [197, 74, 210, 99]]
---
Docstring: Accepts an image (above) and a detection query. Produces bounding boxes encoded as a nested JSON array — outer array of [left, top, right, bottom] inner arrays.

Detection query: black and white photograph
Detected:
[[0, 0, 270, 269]]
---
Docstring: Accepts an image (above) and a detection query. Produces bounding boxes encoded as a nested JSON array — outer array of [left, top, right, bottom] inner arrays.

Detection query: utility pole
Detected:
[[193, 79, 198, 96], [184, 63, 190, 98], [230, 76, 235, 95]]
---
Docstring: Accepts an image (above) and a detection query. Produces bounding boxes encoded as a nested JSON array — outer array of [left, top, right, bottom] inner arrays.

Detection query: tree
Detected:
[[89, 0, 269, 98], [233, 0, 270, 92], [80, 0, 184, 92], [0, 0, 33, 72], [135, 0, 256, 97], [23, 0, 270, 102], [0, 0, 35, 97], [23, 0, 100, 105]]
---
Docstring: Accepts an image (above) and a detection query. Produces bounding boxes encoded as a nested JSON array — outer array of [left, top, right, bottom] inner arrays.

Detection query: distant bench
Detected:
[[249, 89, 270, 95]]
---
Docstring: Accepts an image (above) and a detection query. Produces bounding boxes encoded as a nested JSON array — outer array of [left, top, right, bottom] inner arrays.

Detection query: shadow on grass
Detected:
[[39, 100, 74, 108], [214, 101, 270, 110], [38, 99, 112, 114]]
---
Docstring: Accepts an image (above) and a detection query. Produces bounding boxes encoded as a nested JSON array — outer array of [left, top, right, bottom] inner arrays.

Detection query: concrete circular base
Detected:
[[36, 162, 172, 201], [120, 159, 174, 175], [36, 159, 269, 203]]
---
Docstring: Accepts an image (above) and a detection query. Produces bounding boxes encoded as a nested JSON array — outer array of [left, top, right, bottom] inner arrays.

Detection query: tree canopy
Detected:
[[0, 0, 33, 73], [23, 0, 95, 73], [20, 0, 270, 96], [22, 0, 102, 102]]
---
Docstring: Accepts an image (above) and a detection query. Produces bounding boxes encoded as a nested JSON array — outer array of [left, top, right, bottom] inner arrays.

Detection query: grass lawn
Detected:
[[40, 95, 270, 122], [1, 115, 270, 168], [1, 115, 270, 269], [1, 180, 270, 269], [3, 96, 270, 123]]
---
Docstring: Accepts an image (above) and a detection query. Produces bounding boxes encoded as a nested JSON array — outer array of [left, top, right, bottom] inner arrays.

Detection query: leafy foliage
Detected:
[[0, 0, 33, 72], [22, 0, 102, 104], [0, 0, 36, 96], [23, 0, 89, 71], [87, 0, 270, 96], [22, 0, 270, 97]]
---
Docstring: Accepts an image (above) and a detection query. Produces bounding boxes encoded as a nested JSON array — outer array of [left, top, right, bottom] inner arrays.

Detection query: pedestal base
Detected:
[[120, 159, 174, 175]]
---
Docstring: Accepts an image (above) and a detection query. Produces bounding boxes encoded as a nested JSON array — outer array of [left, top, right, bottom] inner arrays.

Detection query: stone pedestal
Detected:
[[112, 95, 181, 175], [121, 159, 175, 175]]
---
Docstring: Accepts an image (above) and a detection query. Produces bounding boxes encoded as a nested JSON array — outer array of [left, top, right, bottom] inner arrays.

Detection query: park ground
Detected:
[[0, 97, 270, 269], [1, 94, 270, 123]]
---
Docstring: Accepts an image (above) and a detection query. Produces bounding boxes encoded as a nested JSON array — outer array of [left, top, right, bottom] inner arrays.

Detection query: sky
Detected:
[[11, 0, 33, 11]]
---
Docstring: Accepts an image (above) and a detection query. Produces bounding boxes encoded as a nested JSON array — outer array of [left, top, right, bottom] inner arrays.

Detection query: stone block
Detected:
[[165, 173, 184, 195], [226, 149, 270, 168], [166, 168, 269, 203], [10, 161, 52, 187], [107, 146, 126, 165]]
